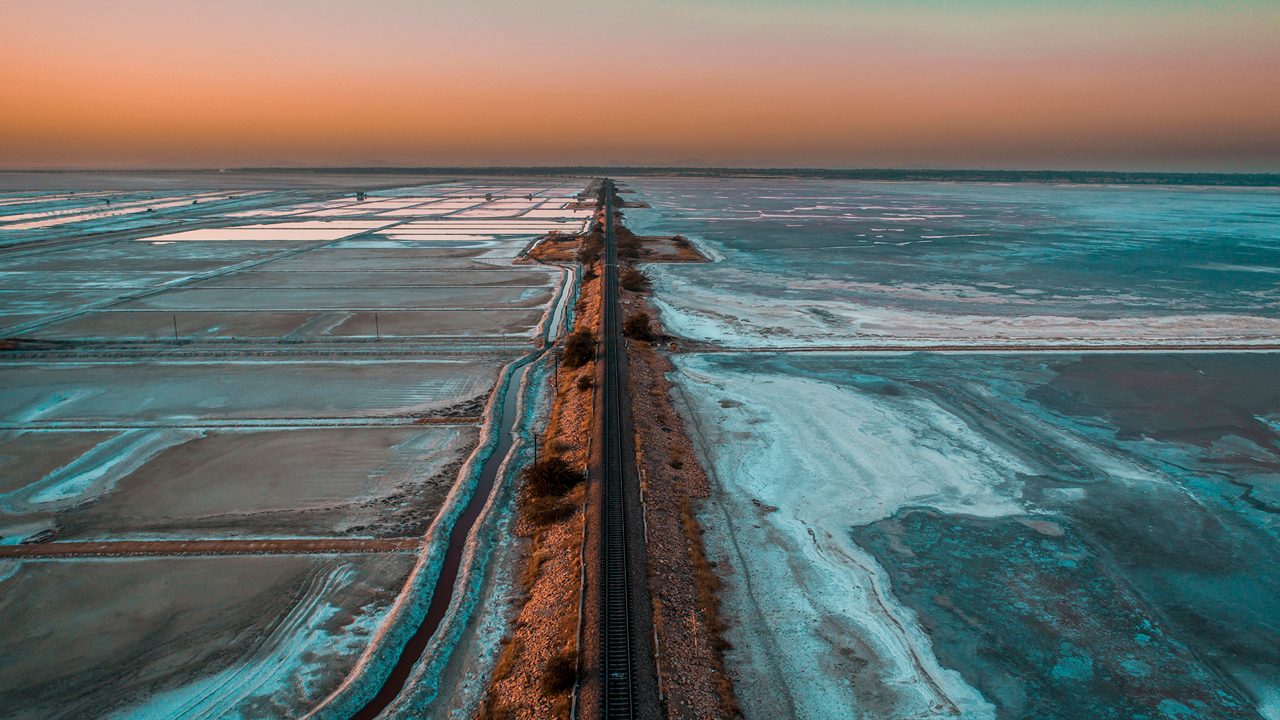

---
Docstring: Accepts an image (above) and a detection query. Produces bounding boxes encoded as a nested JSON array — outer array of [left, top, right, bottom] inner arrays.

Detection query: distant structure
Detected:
[[356, 191, 367, 201]]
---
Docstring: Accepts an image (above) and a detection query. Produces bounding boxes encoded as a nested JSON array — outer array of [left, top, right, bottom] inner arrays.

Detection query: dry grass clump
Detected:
[[620, 267, 651, 293], [561, 328, 595, 369], [623, 312, 656, 341], [540, 651, 577, 695], [522, 456, 582, 498]]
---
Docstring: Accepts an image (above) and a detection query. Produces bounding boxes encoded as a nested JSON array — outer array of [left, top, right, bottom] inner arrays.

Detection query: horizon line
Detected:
[[3, 165, 1279, 176]]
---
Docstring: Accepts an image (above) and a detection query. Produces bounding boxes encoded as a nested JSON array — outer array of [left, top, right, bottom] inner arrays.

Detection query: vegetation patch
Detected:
[[577, 230, 603, 265], [521, 456, 583, 499], [620, 267, 651, 293], [561, 328, 595, 369], [623, 312, 656, 341], [540, 651, 578, 695]]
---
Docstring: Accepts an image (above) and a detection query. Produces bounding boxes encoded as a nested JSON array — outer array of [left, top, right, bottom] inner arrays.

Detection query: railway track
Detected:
[[598, 179, 638, 719]]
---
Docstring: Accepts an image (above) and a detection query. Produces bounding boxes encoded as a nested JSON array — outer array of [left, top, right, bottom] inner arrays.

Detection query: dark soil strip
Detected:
[[0, 538, 421, 558]]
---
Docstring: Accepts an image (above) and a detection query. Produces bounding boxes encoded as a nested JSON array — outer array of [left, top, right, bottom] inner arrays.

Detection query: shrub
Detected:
[[576, 374, 593, 391], [562, 328, 595, 368], [541, 651, 577, 694], [522, 456, 582, 498], [614, 224, 641, 255], [620, 267, 651, 293], [618, 238, 641, 259], [623, 312, 655, 341]]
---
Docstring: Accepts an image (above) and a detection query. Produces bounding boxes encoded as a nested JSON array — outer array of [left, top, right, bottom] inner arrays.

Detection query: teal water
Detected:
[[693, 350, 1280, 718], [637, 176, 1280, 717], [626, 177, 1280, 344]]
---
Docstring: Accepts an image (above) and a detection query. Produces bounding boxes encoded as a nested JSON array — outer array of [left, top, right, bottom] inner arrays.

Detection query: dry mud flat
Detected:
[[31, 309, 548, 341], [0, 241, 293, 334], [111, 286, 554, 312], [0, 426, 476, 542], [672, 351, 1280, 720], [0, 359, 501, 422], [0, 554, 415, 720], [191, 268, 551, 288], [0, 358, 501, 544], [0, 240, 286, 275]]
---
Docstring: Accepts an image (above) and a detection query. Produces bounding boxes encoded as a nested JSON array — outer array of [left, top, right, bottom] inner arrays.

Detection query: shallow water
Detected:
[[627, 177, 1280, 345], [641, 176, 1280, 718], [673, 351, 1280, 719]]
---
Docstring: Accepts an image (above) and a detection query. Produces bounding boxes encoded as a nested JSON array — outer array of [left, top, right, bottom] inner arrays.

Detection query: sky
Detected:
[[3, 0, 1279, 171]]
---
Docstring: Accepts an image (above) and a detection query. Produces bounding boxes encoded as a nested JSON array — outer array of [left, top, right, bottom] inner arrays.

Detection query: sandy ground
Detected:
[[626, 335, 737, 719]]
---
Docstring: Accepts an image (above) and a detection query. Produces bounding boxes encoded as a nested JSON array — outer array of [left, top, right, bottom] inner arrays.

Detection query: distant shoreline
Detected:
[[252, 166, 1280, 187], [3, 166, 1279, 187]]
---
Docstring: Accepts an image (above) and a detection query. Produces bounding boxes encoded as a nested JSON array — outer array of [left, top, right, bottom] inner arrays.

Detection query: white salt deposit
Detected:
[[672, 355, 1004, 718]]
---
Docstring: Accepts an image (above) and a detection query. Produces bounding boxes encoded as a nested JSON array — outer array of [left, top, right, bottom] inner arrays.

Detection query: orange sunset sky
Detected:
[[3, 0, 1279, 171]]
